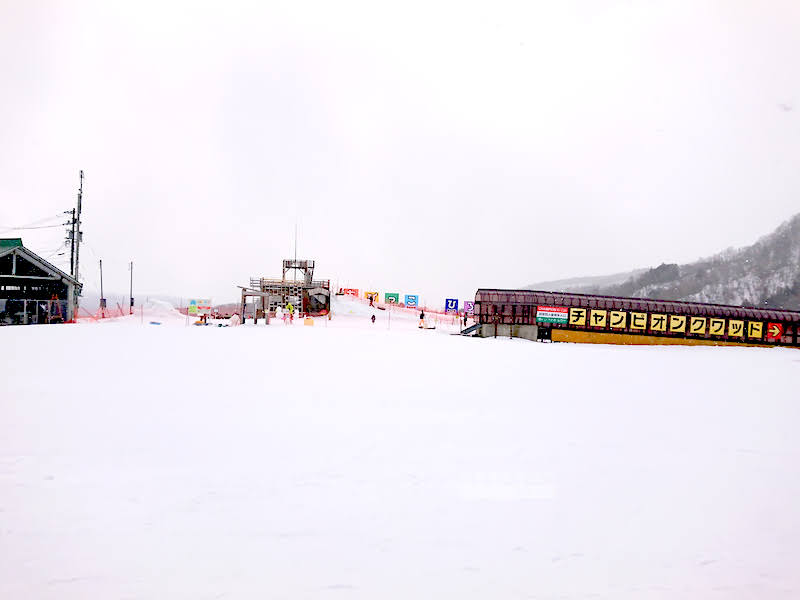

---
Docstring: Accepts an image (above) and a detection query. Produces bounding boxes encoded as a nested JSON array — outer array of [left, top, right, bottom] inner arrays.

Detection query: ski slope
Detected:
[[2, 297, 799, 599]]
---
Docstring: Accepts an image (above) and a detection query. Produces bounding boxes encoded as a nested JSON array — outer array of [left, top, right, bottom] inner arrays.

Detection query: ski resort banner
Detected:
[[445, 299, 459, 314], [539, 306, 779, 341], [404, 294, 418, 307], [188, 298, 212, 315], [343, 288, 359, 297], [385, 293, 399, 304], [536, 306, 568, 324], [464, 301, 475, 315]]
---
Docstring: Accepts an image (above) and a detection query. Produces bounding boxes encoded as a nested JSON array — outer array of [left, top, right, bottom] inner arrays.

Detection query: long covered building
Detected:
[[474, 288, 800, 348], [0, 238, 81, 324]]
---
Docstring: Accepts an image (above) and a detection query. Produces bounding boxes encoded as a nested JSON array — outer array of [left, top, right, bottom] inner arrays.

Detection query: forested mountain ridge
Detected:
[[527, 213, 800, 310]]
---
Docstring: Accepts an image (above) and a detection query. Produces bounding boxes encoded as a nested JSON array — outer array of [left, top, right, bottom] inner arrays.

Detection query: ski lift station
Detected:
[[0, 238, 82, 325], [239, 259, 331, 322]]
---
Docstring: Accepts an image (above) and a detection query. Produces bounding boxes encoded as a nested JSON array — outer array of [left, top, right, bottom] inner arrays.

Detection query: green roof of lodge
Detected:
[[0, 238, 23, 248]]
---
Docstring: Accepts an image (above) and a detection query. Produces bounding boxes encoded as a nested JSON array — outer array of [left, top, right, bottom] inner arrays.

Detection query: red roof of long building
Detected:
[[475, 288, 800, 322]]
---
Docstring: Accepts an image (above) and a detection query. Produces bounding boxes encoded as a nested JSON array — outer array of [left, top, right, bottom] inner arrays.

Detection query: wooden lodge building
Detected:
[[0, 238, 82, 324]]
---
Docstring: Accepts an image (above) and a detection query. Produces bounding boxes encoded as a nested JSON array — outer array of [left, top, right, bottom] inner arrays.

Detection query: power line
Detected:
[[0, 211, 64, 231], [0, 223, 66, 232]]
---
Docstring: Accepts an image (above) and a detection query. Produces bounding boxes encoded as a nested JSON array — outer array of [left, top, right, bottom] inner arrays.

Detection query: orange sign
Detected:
[[767, 323, 783, 339]]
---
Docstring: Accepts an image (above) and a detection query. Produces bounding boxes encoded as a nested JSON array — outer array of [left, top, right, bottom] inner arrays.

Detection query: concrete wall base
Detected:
[[477, 324, 539, 341]]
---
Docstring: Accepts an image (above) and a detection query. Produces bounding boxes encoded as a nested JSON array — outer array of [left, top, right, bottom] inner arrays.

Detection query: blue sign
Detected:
[[404, 294, 418, 307], [445, 298, 459, 314]]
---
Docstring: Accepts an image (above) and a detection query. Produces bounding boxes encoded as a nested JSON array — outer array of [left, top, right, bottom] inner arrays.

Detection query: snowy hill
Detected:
[[524, 268, 648, 293], [2, 310, 799, 599], [528, 213, 800, 309]]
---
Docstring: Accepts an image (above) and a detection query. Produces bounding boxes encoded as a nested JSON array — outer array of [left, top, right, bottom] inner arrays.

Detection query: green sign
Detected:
[[535, 305, 568, 324], [188, 298, 211, 316], [385, 292, 400, 304]]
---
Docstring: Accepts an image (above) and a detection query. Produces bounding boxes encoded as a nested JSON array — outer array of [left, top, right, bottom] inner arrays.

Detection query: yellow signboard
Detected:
[[590, 309, 607, 328], [690, 317, 707, 334], [728, 320, 744, 337], [535, 303, 768, 345], [650, 313, 667, 332], [569, 308, 587, 326], [669, 315, 687, 333], [630, 312, 647, 330], [609, 311, 626, 329], [747, 321, 763, 339], [709, 318, 725, 336]]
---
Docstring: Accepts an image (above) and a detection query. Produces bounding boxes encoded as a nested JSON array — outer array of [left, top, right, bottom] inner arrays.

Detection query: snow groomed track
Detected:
[[2, 296, 799, 599]]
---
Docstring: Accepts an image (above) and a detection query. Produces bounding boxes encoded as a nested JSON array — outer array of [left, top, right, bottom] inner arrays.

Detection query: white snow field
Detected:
[[2, 296, 800, 599]]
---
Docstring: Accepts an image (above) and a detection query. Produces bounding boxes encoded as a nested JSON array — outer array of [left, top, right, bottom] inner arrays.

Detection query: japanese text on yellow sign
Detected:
[[709, 318, 725, 336], [609, 311, 626, 329], [690, 317, 707, 334], [555, 305, 769, 343], [569, 308, 586, 326], [590, 310, 607, 327], [630, 312, 647, 330], [650, 314, 667, 332], [670, 315, 686, 333], [728, 320, 744, 337]]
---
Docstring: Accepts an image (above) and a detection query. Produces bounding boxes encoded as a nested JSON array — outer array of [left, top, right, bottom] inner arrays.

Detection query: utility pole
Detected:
[[66, 207, 76, 276], [63, 171, 83, 322], [99, 258, 106, 318], [129, 261, 134, 315], [74, 171, 84, 285]]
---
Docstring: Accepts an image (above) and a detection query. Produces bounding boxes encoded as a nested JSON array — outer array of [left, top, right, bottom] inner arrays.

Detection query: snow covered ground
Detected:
[[2, 296, 800, 599]]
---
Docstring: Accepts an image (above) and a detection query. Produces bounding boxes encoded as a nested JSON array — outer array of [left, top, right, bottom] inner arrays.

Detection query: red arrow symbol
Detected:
[[768, 323, 783, 338]]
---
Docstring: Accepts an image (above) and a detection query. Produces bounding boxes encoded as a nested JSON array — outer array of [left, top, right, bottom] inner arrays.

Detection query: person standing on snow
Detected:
[[371, 314, 376, 324], [419, 310, 425, 329]]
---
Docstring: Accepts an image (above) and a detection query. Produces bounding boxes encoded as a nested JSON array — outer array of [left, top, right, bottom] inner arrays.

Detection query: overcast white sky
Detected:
[[1, 1, 799, 306]]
